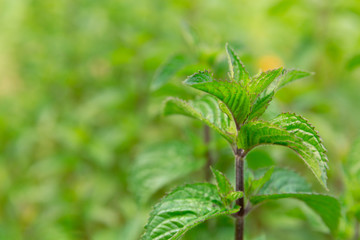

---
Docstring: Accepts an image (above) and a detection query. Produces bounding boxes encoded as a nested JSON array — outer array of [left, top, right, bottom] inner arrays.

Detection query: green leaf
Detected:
[[250, 168, 339, 233], [247, 167, 274, 196], [246, 69, 312, 121], [250, 193, 340, 233], [270, 113, 328, 188], [164, 95, 236, 143], [238, 114, 329, 189], [184, 71, 251, 127], [257, 168, 311, 194], [211, 167, 233, 197], [130, 141, 204, 204], [151, 54, 189, 91], [247, 91, 275, 121], [142, 183, 239, 240], [225, 43, 250, 85], [225, 191, 244, 202], [277, 69, 313, 88], [248, 68, 283, 101]]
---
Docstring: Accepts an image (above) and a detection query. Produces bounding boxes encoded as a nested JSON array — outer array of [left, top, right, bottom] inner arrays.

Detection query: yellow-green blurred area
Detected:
[[1, 0, 360, 239]]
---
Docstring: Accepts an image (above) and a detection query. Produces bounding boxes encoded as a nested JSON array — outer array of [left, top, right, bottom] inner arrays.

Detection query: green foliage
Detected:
[[211, 167, 243, 206], [238, 113, 328, 188], [250, 193, 340, 233], [164, 95, 236, 143], [141, 183, 239, 240], [249, 168, 340, 233], [130, 141, 205, 204]]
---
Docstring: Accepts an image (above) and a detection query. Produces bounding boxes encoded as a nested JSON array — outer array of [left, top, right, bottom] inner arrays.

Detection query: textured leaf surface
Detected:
[[130, 141, 204, 204], [250, 168, 339, 233], [151, 54, 188, 90], [225, 43, 250, 86], [247, 69, 312, 121], [238, 114, 328, 189], [211, 167, 233, 197], [164, 95, 236, 143], [278, 69, 313, 88], [184, 71, 251, 126], [248, 68, 283, 101], [142, 183, 238, 240], [250, 193, 340, 233], [270, 113, 328, 187]]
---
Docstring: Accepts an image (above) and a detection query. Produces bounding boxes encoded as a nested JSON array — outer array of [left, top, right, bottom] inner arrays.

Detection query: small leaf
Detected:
[[250, 193, 340, 233], [277, 69, 313, 88], [247, 167, 275, 196], [249, 68, 283, 101], [142, 183, 239, 240], [151, 54, 189, 91], [164, 95, 236, 143], [225, 43, 250, 85], [130, 141, 204, 204], [211, 167, 233, 198], [184, 71, 251, 127], [225, 191, 244, 202], [247, 91, 275, 121]]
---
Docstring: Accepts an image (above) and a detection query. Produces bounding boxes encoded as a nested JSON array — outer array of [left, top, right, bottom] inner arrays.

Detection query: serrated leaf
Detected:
[[225, 191, 244, 202], [225, 43, 250, 86], [184, 71, 251, 127], [277, 69, 313, 88], [248, 68, 283, 101], [164, 95, 236, 143], [142, 183, 239, 240], [211, 167, 233, 197], [270, 113, 328, 188], [247, 91, 275, 121], [246, 69, 312, 121], [151, 54, 189, 91], [250, 193, 340, 233], [130, 141, 204, 204], [238, 117, 328, 189]]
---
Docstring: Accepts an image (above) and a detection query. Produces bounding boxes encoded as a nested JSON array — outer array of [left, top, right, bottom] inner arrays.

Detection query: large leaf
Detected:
[[225, 43, 250, 86], [142, 183, 239, 240], [250, 168, 340, 233], [270, 113, 328, 187], [250, 194, 339, 233], [184, 71, 251, 127], [164, 95, 236, 143], [256, 168, 311, 194], [238, 117, 328, 189], [130, 141, 204, 204]]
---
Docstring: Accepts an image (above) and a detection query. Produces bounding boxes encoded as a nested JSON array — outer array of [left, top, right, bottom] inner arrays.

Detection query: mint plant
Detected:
[[141, 44, 340, 240]]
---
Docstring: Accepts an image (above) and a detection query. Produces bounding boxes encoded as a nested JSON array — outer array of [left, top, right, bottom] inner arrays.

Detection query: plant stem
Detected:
[[204, 125, 213, 181], [235, 148, 245, 240]]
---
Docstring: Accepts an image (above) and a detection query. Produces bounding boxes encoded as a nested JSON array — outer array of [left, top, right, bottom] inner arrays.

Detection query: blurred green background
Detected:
[[1, 0, 360, 239]]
